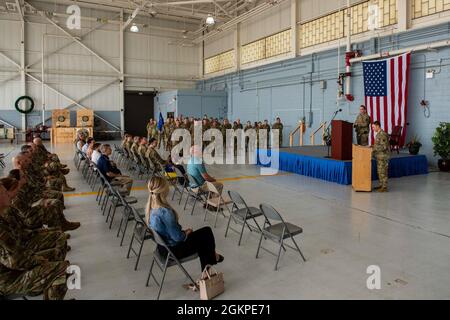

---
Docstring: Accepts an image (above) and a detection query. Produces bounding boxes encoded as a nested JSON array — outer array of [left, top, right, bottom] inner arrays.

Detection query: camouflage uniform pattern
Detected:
[[0, 216, 68, 299], [271, 122, 283, 147], [145, 147, 165, 171], [354, 113, 371, 146], [373, 130, 390, 189]]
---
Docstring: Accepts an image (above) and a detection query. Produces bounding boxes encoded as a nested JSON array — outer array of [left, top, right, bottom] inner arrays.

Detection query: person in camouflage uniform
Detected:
[[259, 120, 271, 149], [145, 138, 167, 172], [221, 119, 232, 151], [372, 121, 390, 192], [354, 105, 371, 146], [146, 119, 154, 141], [244, 121, 253, 151], [137, 137, 148, 165], [272, 117, 284, 148], [0, 180, 70, 300], [166, 117, 176, 152], [11, 157, 80, 231]]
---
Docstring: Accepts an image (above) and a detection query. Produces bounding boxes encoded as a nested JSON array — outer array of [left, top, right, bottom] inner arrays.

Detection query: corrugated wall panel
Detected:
[[240, 1, 291, 45], [204, 30, 235, 58]]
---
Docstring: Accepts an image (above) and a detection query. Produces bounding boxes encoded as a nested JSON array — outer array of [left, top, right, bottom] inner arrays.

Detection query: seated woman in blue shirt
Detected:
[[146, 176, 223, 271]]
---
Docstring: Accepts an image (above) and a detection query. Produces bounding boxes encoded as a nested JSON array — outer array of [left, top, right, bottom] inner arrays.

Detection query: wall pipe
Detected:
[[350, 39, 450, 63]]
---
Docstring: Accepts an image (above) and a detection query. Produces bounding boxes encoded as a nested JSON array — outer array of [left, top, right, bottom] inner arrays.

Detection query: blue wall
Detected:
[[154, 89, 227, 120], [197, 23, 450, 164]]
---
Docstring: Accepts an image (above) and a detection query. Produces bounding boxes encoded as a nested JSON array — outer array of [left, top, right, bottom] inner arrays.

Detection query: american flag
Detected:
[[363, 52, 411, 146]]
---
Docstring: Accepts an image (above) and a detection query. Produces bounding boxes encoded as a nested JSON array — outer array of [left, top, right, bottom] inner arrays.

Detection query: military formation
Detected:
[[145, 115, 284, 153], [0, 137, 80, 300], [353, 105, 390, 192]]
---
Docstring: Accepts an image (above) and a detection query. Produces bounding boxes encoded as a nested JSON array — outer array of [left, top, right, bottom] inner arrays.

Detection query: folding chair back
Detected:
[[228, 190, 247, 208], [259, 203, 284, 223], [174, 167, 186, 185], [205, 181, 221, 195]]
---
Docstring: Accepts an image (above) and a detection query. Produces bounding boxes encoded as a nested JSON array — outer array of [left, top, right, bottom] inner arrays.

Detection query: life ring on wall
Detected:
[[81, 115, 90, 123], [15, 96, 34, 114], [57, 115, 66, 123]]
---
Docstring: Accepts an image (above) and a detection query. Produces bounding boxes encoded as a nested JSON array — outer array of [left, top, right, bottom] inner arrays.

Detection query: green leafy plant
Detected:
[[432, 122, 450, 159], [406, 135, 422, 148]]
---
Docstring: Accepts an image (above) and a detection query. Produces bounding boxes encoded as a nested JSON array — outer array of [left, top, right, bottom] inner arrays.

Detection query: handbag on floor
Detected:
[[197, 265, 224, 300]]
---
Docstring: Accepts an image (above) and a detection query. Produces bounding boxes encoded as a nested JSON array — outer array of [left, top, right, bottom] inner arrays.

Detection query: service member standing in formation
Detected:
[[146, 118, 154, 141], [354, 105, 371, 146], [372, 121, 390, 192], [272, 117, 284, 148]]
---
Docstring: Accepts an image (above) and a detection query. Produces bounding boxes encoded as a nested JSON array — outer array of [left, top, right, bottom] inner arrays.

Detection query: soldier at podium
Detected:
[[372, 121, 390, 192], [354, 105, 371, 146]]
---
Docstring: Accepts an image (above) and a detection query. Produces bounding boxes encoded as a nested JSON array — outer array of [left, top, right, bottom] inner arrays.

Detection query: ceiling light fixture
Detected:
[[130, 23, 139, 33], [205, 14, 215, 26]]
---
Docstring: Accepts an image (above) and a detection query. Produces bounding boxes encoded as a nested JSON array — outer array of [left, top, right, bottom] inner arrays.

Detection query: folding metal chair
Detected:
[[146, 229, 198, 300], [126, 207, 154, 270], [105, 185, 138, 230], [171, 167, 188, 205], [225, 191, 263, 246], [257, 204, 306, 271], [117, 205, 145, 247], [203, 181, 232, 228], [183, 174, 208, 215]]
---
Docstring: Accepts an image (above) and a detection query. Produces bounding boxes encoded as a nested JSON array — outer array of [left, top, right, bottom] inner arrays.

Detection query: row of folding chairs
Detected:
[[111, 144, 308, 271], [74, 148, 199, 300], [168, 168, 307, 271]]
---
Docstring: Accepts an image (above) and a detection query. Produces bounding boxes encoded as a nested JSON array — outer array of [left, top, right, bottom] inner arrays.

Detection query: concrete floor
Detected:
[[1, 140, 449, 300]]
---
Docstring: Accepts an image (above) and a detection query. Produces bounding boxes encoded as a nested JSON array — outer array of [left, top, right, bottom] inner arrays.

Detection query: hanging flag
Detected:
[[157, 112, 164, 132], [363, 52, 411, 146]]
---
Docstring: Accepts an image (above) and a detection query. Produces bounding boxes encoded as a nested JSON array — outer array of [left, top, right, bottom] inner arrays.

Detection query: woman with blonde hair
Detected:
[[146, 176, 224, 271]]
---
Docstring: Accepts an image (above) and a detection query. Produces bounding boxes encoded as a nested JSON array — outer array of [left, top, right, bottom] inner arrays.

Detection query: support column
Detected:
[[397, 0, 410, 32], [119, 9, 125, 135], [234, 23, 240, 72], [290, 0, 298, 58], [199, 36, 204, 78], [19, 4, 27, 131]]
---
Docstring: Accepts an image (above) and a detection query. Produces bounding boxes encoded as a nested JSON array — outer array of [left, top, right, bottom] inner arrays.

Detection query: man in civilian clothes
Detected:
[[97, 144, 133, 195]]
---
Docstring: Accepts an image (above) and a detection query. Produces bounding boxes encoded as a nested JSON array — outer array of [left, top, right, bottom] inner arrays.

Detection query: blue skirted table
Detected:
[[257, 148, 428, 185]]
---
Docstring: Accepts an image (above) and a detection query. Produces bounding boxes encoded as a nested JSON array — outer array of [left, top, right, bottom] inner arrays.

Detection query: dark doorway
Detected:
[[124, 91, 155, 137]]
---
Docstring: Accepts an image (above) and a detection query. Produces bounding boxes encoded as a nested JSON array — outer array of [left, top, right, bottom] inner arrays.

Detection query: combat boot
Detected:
[[44, 283, 68, 300], [62, 185, 75, 192], [375, 187, 388, 192], [61, 168, 70, 175], [62, 220, 81, 231]]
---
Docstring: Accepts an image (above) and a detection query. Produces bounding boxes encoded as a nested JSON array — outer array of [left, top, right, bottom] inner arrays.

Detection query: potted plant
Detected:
[[431, 122, 450, 172], [406, 135, 422, 155]]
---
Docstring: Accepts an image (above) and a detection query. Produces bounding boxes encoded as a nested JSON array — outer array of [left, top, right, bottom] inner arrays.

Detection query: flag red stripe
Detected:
[[390, 58, 396, 133], [397, 55, 403, 127]]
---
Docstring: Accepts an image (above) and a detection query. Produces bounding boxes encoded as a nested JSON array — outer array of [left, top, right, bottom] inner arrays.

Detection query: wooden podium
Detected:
[[352, 144, 372, 192], [331, 120, 353, 160]]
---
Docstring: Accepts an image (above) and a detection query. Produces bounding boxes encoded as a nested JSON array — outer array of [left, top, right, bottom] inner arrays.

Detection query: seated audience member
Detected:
[[97, 144, 133, 195], [145, 138, 167, 171], [146, 177, 223, 271], [90, 143, 102, 163], [82, 137, 94, 154], [187, 145, 223, 194], [0, 178, 70, 300], [76, 133, 86, 151]]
